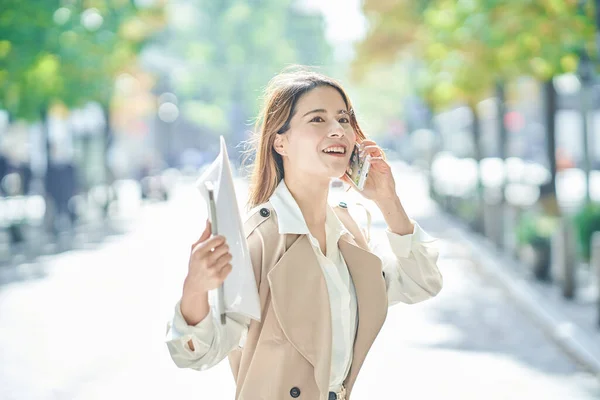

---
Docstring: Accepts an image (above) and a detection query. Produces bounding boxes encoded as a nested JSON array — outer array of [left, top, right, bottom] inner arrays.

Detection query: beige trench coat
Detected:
[[218, 202, 441, 399]]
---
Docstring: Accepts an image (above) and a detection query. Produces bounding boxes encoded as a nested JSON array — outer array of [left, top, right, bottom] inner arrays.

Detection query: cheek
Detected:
[[296, 128, 323, 147], [286, 131, 322, 160], [341, 124, 356, 142], [348, 128, 357, 143]]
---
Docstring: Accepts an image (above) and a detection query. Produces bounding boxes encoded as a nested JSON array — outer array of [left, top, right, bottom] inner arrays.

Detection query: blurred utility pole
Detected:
[[577, 0, 600, 207], [101, 104, 115, 218], [40, 107, 57, 236], [469, 103, 485, 235], [539, 80, 560, 217], [578, 50, 593, 206], [560, 219, 578, 299], [496, 81, 508, 250]]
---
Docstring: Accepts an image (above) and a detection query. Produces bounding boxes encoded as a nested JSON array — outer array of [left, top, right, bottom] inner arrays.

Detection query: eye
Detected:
[[310, 116, 324, 123], [338, 117, 350, 124]]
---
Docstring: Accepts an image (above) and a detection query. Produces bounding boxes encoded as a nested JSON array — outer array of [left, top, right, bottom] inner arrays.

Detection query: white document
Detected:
[[195, 136, 261, 322]]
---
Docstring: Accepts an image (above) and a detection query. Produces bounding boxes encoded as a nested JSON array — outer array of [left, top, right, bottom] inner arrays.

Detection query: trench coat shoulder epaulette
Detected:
[[243, 202, 276, 237]]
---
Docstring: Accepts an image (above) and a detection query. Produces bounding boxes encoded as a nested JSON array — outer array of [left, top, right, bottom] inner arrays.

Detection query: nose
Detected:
[[328, 121, 345, 138]]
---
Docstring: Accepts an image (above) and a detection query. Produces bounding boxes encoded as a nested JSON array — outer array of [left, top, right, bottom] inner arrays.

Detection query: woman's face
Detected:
[[274, 86, 357, 180]]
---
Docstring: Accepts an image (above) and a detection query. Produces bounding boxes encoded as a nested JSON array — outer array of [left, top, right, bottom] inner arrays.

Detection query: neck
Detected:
[[283, 173, 330, 227]]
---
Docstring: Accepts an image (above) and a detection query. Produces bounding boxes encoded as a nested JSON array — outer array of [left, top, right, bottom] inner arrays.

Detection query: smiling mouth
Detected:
[[322, 146, 347, 154]]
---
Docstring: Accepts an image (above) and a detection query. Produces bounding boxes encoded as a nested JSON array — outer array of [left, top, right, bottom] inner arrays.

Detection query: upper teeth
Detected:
[[324, 147, 345, 154]]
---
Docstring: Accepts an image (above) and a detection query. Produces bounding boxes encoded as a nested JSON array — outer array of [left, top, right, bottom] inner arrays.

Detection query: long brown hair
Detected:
[[244, 66, 367, 209]]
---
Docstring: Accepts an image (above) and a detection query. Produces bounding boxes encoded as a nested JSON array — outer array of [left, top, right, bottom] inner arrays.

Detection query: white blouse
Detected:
[[165, 180, 442, 392]]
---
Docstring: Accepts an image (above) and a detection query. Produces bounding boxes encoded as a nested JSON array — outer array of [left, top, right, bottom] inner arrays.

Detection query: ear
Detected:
[[273, 134, 287, 157]]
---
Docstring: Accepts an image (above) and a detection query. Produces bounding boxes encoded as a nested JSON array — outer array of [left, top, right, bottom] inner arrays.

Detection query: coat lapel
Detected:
[[267, 235, 332, 396], [339, 235, 388, 392]]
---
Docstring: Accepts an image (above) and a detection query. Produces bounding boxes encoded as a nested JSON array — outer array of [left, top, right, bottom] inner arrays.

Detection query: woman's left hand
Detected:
[[341, 140, 397, 203]]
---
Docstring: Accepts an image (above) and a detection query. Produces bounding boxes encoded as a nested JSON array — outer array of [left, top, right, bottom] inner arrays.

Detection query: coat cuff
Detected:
[[386, 221, 437, 258], [167, 300, 215, 354]]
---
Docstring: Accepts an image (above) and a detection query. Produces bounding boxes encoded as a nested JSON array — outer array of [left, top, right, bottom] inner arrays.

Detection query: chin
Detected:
[[329, 167, 348, 179], [316, 158, 349, 179]]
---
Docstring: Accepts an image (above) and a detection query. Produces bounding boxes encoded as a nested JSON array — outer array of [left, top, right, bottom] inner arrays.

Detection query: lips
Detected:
[[322, 145, 347, 154]]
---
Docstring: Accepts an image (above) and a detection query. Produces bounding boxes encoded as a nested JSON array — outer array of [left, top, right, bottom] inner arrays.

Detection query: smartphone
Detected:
[[345, 143, 371, 191]]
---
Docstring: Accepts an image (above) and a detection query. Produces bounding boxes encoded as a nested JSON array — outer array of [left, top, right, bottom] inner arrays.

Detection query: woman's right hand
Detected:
[[184, 219, 233, 296]]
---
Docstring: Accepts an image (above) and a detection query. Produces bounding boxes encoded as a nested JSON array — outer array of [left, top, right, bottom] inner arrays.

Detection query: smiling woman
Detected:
[[165, 66, 443, 400]]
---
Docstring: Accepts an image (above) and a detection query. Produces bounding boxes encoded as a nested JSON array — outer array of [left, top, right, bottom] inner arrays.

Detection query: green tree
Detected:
[[354, 0, 597, 235], [356, 0, 594, 108], [0, 1, 61, 120], [0, 0, 165, 226], [0, 0, 164, 122], [0, 0, 164, 174]]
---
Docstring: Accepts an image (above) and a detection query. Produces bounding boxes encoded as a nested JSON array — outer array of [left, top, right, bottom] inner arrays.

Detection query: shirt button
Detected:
[[259, 208, 270, 218], [290, 387, 301, 398]]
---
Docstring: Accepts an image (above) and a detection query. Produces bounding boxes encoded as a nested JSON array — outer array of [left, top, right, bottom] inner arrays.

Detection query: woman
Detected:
[[165, 68, 443, 400]]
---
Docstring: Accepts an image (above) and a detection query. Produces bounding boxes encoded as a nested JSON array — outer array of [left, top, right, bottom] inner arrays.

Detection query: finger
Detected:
[[360, 139, 376, 145], [217, 264, 233, 280], [369, 157, 391, 171], [206, 245, 231, 266], [196, 235, 226, 254], [361, 145, 380, 152], [360, 145, 382, 157], [369, 157, 388, 167], [211, 252, 233, 270], [359, 140, 377, 148]]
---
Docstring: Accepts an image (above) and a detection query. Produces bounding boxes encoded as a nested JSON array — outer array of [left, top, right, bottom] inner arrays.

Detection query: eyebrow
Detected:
[[301, 109, 349, 118]]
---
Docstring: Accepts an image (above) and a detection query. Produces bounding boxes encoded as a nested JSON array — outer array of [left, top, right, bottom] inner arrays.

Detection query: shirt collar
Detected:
[[268, 179, 352, 240]]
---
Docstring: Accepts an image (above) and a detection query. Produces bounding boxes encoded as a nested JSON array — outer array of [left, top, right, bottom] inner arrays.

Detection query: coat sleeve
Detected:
[[165, 299, 250, 371], [332, 204, 443, 305], [380, 220, 443, 305], [164, 210, 266, 372]]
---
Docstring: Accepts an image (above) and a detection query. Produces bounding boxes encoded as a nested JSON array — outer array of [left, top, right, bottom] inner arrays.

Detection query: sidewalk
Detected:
[[390, 162, 600, 379], [444, 212, 600, 377]]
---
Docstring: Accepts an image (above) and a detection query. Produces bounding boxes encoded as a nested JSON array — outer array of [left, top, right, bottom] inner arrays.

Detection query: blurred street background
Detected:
[[1, 0, 600, 399]]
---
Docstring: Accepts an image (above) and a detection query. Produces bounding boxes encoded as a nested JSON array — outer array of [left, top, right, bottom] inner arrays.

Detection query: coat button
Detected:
[[290, 387, 301, 398], [259, 208, 270, 218]]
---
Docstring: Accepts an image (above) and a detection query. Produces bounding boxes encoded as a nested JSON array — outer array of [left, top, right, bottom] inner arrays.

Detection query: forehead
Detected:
[[295, 85, 348, 113]]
